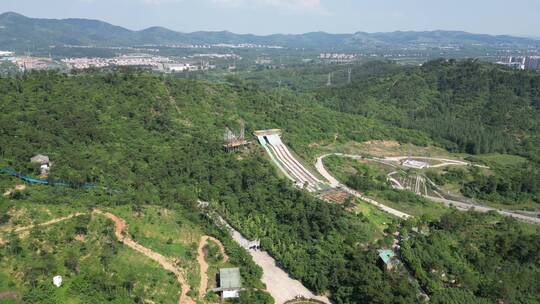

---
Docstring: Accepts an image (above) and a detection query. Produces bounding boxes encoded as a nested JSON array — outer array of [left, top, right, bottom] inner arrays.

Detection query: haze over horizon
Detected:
[[2, 0, 540, 37]]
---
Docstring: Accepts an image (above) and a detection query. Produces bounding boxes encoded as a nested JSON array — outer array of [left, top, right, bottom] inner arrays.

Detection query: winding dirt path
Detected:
[[93, 210, 195, 304], [197, 235, 229, 299], [0, 212, 86, 233], [1, 210, 198, 303]]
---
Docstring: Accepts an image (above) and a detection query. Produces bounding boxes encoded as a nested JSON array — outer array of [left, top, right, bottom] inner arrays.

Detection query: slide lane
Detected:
[[272, 144, 317, 186], [267, 143, 308, 185], [275, 144, 320, 185]]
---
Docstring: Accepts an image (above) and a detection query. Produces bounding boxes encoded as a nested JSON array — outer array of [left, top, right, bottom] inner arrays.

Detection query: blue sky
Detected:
[[2, 0, 540, 36]]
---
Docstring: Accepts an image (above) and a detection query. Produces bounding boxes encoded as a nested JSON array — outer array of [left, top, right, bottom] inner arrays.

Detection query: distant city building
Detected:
[[525, 56, 540, 70], [0, 51, 15, 57], [62, 54, 214, 72], [255, 57, 273, 65], [497, 56, 540, 70], [319, 53, 358, 62], [13, 56, 52, 71], [166, 63, 190, 72]]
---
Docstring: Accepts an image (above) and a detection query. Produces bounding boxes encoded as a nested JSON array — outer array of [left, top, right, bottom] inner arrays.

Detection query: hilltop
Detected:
[[0, 61, 539, 303], [1, 12, 539, 50]]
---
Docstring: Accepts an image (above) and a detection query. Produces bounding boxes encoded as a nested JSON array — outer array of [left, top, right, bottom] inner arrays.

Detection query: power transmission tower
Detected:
[[326, 72, 332, 86], [347, 67, 352, 84]]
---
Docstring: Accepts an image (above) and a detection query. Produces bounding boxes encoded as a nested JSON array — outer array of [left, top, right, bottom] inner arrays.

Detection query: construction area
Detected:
[[223, 121, 249, 153]]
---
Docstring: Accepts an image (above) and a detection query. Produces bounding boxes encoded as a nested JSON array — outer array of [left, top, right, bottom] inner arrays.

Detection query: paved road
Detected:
[[317, 153, 539, 224], [316, 154, 411, 219], [425, 196, 540, 224]]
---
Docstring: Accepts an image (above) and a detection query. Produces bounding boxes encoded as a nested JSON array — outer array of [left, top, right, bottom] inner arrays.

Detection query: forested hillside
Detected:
[[401, 211, 540, 304], [318, 60, 540, 206], [318, 59, 540, 158], [1, 66, 539, 303], [0, 70, 425, 303]]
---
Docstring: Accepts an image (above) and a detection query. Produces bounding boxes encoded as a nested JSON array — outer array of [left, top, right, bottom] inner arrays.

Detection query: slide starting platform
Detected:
[[254, 130, 323, 192]]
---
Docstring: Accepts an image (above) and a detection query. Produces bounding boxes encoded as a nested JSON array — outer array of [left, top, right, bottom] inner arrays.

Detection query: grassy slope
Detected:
[[0, 202, 181, 303]]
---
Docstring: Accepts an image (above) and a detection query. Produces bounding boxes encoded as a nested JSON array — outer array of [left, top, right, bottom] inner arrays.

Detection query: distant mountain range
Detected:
[[1, 11, 539, 51]]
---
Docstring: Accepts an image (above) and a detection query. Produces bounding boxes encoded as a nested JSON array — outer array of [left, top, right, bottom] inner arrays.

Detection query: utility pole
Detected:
[[278, 80, 282, 103], [326, 72, 332, 86]]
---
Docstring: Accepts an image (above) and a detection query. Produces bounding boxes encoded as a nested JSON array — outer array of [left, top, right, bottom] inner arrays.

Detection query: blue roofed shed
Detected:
[[378, 249, 400, 270]]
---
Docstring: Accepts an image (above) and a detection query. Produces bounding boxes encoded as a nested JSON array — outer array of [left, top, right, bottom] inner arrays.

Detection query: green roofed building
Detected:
[[219, 268, 241, 299], [378, 249, 400, 271]]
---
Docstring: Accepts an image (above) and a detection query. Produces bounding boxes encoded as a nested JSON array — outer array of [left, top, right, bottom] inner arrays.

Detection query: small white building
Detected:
[[402, 159, 428, 169], [31, 154, 51, 176], [219, 268, 241, 299], [166, 63, 189, 72]]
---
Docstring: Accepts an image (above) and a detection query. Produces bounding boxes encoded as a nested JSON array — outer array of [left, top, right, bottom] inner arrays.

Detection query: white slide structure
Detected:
[[258, 134, 322, 191]]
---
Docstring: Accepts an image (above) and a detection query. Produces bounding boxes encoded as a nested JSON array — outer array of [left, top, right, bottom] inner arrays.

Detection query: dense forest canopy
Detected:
[[401, 211, 540, 304], [318, 59, 540, 159], [0, 70, 423, 303], [0, 61, 539, 303]]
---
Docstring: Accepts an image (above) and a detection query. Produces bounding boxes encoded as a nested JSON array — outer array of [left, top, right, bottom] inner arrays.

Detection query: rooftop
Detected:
[[378, 249, 399, 265], [220, 268, 241, 289], [30, 154, 50, 164]]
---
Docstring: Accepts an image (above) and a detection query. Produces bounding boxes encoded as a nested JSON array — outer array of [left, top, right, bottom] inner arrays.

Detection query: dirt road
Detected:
[[0, 212, 86, 233], [93, 210, 195, 304], [197, 235, 229, 299], [1, 209, 197, 303]]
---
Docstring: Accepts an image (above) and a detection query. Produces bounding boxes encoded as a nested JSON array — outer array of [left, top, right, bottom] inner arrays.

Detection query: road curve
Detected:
[[316, 154, 411, 219], [317, 153, 539, 224]]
